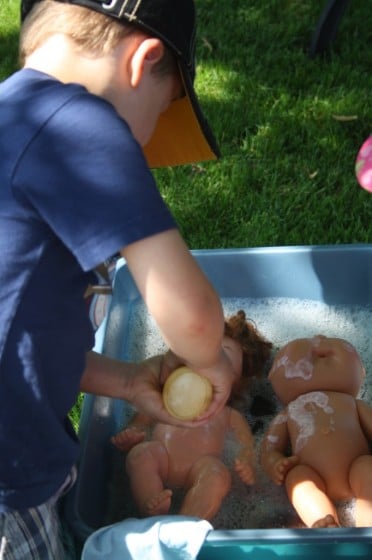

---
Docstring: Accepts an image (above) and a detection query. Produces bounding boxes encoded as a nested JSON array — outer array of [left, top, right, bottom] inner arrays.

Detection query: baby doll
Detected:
[[260, 335, 372, 528], [111, 310, 272, 520]]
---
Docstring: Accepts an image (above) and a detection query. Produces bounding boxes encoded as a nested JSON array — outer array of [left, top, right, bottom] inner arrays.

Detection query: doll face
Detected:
[[222, 336, 243, 386], [269, 335, 365, 405]]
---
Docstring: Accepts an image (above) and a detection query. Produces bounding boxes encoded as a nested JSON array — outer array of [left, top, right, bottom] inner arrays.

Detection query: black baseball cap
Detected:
[[21, 0, 220, 168]]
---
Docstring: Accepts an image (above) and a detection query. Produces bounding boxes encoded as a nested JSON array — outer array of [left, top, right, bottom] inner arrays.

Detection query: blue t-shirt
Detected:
[[0, 69, 176, 511]]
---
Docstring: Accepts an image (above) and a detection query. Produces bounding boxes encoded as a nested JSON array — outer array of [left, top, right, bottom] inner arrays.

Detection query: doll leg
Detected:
[[179, 456, 231, 520], [285, 464, 339, 527], [349, 455, 372, 527], [125, 441, 172, 516]]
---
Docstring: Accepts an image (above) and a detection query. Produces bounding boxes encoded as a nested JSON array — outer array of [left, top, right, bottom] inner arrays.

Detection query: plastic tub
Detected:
[[64, 244, 372, 557]]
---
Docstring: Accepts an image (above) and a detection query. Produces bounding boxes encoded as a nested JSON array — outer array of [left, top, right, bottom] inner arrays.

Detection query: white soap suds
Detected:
[[274, 354, 314, 380], [288, 391, 334, 454]]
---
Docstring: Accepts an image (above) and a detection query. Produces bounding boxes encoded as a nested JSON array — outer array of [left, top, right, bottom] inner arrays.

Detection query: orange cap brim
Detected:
[[143, 64, 220, 168]]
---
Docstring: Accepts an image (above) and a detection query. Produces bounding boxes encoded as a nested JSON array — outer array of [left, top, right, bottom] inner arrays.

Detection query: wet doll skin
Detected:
[[111, 311, 272, 520], [260, 335, 372, 528]]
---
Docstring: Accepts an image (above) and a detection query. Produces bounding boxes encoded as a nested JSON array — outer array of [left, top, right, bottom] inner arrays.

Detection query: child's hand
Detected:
[[189, 349, 236, 421], [111, 427, 146, 452], [270, 455, 299, 485], [234, 457, 255, 485], [125, 354, 213, 427]]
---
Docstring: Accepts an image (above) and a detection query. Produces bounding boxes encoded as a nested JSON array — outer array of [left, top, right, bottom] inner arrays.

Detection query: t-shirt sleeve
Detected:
[[13, 92, 177, 271]]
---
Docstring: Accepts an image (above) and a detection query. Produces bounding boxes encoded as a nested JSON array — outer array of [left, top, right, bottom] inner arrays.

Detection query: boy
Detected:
[[0, 1, 235, 557]]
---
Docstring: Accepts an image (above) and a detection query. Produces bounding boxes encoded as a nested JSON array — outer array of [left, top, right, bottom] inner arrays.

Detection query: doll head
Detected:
[[223, 310, 272, 400], [268, 335, 366, 405]]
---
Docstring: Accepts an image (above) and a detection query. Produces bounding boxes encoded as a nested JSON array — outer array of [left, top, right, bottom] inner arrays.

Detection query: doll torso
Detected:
[[286, 390, 369, 500], [151, 407, 231, 487]]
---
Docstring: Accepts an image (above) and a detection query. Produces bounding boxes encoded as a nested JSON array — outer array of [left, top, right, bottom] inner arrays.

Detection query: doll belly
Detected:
[[153, 424, 226, 488]]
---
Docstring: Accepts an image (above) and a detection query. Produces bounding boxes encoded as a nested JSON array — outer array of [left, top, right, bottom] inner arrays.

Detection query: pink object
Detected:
[[355, 135, 372, 192]]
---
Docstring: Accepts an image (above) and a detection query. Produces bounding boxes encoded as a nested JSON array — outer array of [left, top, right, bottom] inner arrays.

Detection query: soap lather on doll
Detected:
[[112, 310, 272, 520], [261, 335, 372, 528]]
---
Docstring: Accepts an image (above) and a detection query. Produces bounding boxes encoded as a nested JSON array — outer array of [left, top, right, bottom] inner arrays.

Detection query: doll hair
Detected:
[[224, 309, 272, 398]]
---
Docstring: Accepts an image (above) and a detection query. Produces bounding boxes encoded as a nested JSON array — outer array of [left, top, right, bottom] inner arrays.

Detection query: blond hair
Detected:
[[20, 0, 177, 75]]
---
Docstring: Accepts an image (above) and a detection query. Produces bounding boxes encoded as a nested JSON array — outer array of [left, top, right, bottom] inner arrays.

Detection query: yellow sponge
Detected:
[[163, 366, 213, 420]]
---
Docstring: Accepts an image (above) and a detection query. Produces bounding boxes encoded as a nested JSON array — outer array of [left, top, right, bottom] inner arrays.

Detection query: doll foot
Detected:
[[312, 514, 339, 528], [143, 489, 172, 516]]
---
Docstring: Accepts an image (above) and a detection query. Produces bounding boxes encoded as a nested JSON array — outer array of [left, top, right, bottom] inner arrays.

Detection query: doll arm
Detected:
[[356, 399, 372, 441], [229, 408, 256, 485], [111, 412, 154, 452], [260, 411, 299, 485]]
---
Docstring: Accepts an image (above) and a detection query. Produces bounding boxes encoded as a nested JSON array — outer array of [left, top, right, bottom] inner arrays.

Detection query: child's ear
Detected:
[[130, 37, 164, 88]]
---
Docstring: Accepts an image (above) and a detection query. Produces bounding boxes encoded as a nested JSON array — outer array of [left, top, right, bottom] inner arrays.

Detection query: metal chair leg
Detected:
[[309, 0, 351, 57]]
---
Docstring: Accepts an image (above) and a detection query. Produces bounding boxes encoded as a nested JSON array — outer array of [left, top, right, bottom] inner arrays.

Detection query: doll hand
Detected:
[[111, 427, 146, 452], [271, 455, 299, 485], [234, 457, 255, 485]]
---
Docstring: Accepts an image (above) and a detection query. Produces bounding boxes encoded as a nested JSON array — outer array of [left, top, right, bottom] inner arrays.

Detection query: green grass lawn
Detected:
[[1, 0, 371, 429], [2, 0, 371, 247], [153, 0, 372, 248]]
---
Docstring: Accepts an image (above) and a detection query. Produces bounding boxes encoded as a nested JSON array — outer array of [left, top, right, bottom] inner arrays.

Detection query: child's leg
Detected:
[[0, 467, 76, 560], [285, 464, 339, 527], [126, 441, 172, 516], [349, 455, 372, 527], [179, 456, 231, 520]]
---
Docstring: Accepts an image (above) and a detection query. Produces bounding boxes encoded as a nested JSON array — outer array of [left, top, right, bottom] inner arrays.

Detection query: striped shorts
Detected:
[[0, 468, 77, 560]]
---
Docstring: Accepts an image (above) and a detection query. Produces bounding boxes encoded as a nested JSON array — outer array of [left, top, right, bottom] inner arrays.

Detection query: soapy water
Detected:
[[108, 297, 371, 529]]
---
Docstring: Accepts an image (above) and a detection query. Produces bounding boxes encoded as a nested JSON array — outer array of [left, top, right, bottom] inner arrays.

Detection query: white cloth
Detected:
[[81, 516, 213, 560]]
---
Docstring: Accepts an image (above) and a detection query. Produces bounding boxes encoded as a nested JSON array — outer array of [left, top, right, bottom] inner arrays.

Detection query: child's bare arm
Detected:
[[121, 229, 235, 419], [229, 408, 255, 485], [260, 411, 299, 485]]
